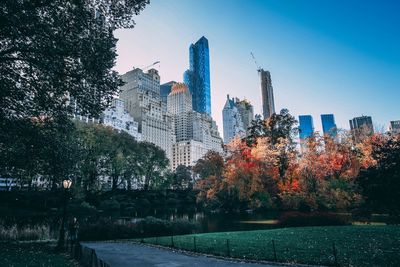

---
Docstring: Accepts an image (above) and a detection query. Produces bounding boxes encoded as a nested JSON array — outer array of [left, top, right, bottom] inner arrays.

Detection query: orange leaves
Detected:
[[196, 129, 386, 211]]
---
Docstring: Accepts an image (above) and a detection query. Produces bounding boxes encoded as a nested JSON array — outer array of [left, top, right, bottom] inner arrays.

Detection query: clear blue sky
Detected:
[[114, 0, 400, 133]]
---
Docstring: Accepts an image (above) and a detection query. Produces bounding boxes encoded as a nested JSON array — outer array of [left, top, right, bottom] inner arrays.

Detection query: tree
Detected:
[[138, 142, 169, 190], [246, 109, 298, 146], [193, 151, 224, 180], [357, 134, 400, 215], [0, 118, 80, 189], [0, 0, 149, 190], [172, 165, 193, 190], [0, 0, 149, 121], [75, 122, 114, 191]]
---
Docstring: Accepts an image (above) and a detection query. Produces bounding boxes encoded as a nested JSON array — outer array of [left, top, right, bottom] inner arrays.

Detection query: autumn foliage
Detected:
[[194, 110, 387, 213]]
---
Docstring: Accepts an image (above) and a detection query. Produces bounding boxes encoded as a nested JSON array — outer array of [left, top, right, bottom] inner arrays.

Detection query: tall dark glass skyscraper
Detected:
[[321, 114, 337, 138], [184, 36, 211, 115], [299, 115, 314, 140]]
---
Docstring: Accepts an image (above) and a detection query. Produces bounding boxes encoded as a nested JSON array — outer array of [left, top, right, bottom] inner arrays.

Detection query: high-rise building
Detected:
[[166, 83, 223, 169], [349, 115, 374, 143], [299, 115, 314, 152], [321, 114, 337, 139], [390, 120, 400, 134], [183, 36, 211, 115], [236, 98, 254, 132], [160, 81, 177, 103], [167, 83, 193, 142], [222, 95, 246, 144], [299, 115, 314, 140], [120, 68, 175, 163], [101, 98, 142, 141], [260, 69, 275, 119]]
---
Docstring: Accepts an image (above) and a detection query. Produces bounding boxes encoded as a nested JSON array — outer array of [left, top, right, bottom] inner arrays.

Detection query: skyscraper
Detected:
[[349, 115, 374, 143], [260, 69, 275, 119], [167, 83, 193, 142], [166, 83, 223, 169], [390, 120, 400, 134], [119, 67, 176, 163], [222, 95, 245, 144], [321, 114, 337, 138], [299, 115, 314, 140], [160, 81, 177, 103], [184, 36, 211, 115], [236, 98, 254, 132]]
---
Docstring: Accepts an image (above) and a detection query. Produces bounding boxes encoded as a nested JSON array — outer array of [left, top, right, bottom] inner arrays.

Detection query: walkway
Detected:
[[82, 242, 282, 267]]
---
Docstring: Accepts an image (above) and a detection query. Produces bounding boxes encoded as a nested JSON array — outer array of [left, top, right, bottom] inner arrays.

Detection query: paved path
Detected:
[[82, 242, 281, 267]]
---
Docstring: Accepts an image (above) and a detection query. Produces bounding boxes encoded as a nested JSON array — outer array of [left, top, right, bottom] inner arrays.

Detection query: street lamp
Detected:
[[57, 179, 72, 250]]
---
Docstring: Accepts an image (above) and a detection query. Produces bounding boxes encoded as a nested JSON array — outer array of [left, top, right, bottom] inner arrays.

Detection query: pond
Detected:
[[116, 209, 393, 233], [117, 210, 281, 233]]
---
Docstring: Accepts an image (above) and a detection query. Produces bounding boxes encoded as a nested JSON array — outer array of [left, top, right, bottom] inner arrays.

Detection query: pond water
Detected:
[[117, 209, 284, 233], [117, 209, 392, 233]]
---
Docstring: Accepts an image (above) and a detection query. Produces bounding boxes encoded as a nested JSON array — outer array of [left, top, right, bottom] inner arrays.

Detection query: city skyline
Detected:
[[113, 0, 400, 133]]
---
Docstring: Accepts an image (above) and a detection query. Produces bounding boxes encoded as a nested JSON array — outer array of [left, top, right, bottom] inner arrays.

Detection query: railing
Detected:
[[138, 235, 399, 266]]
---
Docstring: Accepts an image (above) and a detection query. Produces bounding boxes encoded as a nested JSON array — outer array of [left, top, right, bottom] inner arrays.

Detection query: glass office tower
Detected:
[[299, 115, 314, 140], [321, 114, 337, 138], [183, 36, 211, 115]]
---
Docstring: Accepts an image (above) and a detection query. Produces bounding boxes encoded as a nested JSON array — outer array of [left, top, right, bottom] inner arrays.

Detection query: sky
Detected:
[[114, 0, 400, 134]]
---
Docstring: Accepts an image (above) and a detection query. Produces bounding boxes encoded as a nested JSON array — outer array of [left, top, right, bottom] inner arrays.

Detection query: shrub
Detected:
[[170, 218, 200, 235], [79, 216, 200, 241], [68, 201, 97, 217], [0, 224, 52, 241], [278, 212, 350, 227], [99, 199, 120, 212]]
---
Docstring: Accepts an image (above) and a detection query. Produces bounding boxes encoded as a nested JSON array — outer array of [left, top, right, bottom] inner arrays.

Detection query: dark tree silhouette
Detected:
[[357, 135, 400, 215]]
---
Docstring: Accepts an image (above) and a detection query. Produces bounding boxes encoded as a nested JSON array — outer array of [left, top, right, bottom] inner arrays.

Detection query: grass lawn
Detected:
[[139, 225, 400, 266], [0, 241, 79, 267]]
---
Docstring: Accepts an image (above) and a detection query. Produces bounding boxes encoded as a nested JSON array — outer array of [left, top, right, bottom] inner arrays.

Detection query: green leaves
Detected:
[[0, 0, 149, 121]]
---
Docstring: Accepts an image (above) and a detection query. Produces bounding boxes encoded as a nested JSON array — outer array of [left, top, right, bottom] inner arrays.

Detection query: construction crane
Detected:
[[140, 61, 160, 71], [250, 52, 261, 74]]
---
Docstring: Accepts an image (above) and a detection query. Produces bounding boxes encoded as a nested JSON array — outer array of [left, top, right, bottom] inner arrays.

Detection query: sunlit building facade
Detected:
[[167, 83, 223, 169], [120, 67, 175, 163], [102, 98, 142, 141], [222, 95, 246, 144]]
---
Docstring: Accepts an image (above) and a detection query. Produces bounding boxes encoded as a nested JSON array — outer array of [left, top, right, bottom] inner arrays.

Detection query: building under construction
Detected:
[[250, 53, 275, 119], [260, 69, 275, 119]]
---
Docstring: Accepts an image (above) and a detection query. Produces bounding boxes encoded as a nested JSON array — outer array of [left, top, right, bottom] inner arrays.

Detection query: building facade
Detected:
[[120, 68, 175, 162], [160, 81, 177, 104], [236, 98, 254, 132], [349, 116, 374, 143], [299, 115, 314, 141], [101, 98, 142, 141], [260, 69, 275, 119], [167, 83, 193, 142], [222, 95, 246, 144], [166, 83, 223, 169], [321, 114, 337, 139], [183, 36, 211, 115], [172, 140, 208, 170], [390, 120, 400, 134]]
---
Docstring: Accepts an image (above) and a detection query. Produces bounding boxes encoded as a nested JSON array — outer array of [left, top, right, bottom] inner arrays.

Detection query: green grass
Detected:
[[0, 242, 79, 267], [138, 226, 400, 266]]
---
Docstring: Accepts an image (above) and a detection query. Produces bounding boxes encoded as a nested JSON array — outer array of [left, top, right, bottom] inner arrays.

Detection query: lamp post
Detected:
[[57, 179, 72, 250]]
